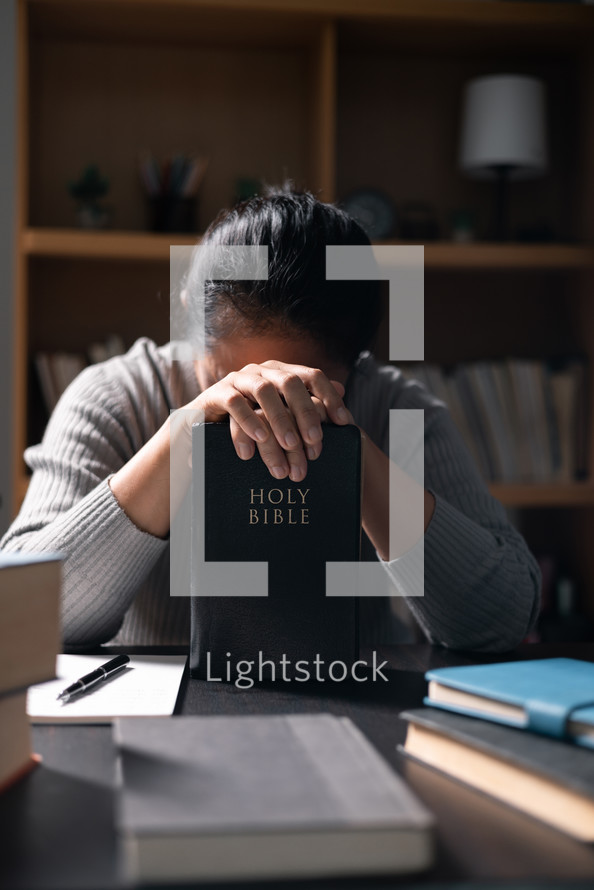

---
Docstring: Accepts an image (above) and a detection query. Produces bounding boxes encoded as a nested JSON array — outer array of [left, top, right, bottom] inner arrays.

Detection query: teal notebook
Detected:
[[424, 658, 594, 748]]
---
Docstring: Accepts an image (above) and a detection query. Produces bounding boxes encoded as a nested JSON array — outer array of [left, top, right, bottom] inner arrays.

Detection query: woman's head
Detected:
[[185, 184, 382, 371]]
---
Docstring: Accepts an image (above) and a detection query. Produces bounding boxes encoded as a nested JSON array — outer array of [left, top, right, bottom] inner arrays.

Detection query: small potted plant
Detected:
[[68, 164, 111, 229]]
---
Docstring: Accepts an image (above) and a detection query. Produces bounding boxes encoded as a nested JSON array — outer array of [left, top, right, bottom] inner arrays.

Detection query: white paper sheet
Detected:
[[27, 654, 187, 723]]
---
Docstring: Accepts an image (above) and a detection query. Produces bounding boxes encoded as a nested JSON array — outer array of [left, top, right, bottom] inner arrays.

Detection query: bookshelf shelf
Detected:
[[23, 229, 594, 270], [417, 243, 594, 271], [22, 228, 199, 261], [489, 483, 594, 509]]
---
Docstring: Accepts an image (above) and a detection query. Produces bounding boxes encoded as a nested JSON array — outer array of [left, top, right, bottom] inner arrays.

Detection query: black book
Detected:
[[399, 707, 594, 842], [190, 422, 361, 681]]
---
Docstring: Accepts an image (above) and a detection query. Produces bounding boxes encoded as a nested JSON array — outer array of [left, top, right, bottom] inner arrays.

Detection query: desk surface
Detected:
[[2, 642, 594, 889]]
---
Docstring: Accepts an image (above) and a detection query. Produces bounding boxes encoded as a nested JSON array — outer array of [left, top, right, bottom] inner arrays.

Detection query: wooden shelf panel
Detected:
[[29, 0, 594, 41], [23, 229, 594, 268], [420, 243, 594, 270], [22, 228, 199, 260], [489, 482, 594, 509]]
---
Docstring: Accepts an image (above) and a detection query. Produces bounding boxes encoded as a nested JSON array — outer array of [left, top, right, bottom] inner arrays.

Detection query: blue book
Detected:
[[424, 658, 594, 749]]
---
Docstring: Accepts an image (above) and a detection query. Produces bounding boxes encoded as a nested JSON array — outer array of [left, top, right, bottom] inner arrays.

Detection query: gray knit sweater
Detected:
[[1, 338, 540, 652]]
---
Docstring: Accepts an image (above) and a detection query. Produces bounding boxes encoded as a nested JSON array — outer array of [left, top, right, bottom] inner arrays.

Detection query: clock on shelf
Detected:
[[339, 188, 397, 240]]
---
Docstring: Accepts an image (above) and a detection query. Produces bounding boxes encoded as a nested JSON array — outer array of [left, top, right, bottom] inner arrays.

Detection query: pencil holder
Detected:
[[148, 196, 197, 233]]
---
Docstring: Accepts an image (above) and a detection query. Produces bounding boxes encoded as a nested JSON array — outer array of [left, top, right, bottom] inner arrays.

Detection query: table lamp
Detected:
[[459, 74, 547, 241]]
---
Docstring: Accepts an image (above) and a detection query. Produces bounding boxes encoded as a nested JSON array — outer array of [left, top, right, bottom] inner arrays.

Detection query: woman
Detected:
[[1, 186, 540, 650]]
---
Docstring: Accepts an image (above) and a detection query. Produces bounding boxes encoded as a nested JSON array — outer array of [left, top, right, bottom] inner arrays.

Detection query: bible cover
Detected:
[[425, 658, 594, 747], [190, 422, 361, 681]]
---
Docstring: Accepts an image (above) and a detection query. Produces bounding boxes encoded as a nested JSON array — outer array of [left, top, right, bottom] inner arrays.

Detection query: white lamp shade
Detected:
[[460, 74, 547, 180]]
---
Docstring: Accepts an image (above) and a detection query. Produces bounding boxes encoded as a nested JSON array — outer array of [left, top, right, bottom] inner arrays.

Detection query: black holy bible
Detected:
[[190, 422, 361, 681]]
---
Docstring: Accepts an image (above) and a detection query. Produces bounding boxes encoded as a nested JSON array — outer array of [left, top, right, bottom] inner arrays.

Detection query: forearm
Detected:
[[0, 354, 177, 646], [109, 417, 172, 539], [378, 411, 541, 652], [384, 494, 541, 652], [359, 429, 435, 561], [2, 477, 168, 646]]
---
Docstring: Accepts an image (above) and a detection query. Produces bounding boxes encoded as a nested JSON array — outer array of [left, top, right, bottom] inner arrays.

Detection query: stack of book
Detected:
[[0, 553, 62, 793], [404, 358, 588, 482], [400, 658, 594, 841]]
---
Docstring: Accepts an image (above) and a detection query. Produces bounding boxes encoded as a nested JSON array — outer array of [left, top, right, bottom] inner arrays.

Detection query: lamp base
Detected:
[[490, 164, 513, 242]]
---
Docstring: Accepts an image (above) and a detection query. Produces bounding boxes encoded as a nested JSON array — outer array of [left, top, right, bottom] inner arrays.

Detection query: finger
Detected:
[[232, 368, 303, 453], [260, 361, 350, 427], [199, 378, 269, 444], [252, 418, 292, 480], [303, 397, 328, 461], [246, 408, 307, 483], [330, 379, 346, 398], [256, 437, 307, 482], [230, 417, 255, 461], [252, 366, 324, 447]]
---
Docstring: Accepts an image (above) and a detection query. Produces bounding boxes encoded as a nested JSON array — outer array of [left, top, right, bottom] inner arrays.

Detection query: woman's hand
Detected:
[[194, 360, 353, 482]]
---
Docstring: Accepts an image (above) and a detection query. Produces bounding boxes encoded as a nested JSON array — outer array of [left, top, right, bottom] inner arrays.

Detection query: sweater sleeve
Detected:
[[0, 354, 169, 646], [380, 405, 541, 653]]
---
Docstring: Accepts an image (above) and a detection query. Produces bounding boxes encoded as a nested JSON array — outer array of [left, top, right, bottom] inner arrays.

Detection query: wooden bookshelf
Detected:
[[11, 0, 594, 617]]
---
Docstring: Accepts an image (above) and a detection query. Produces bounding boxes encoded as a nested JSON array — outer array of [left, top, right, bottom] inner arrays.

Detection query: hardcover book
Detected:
[[0, 691, 39, 794], [424, 658, 594, 747], [114, 713, 434, 882], [190, 422, 361, 681], [0, 552, 62, 695], [399, 707, 594, 842]]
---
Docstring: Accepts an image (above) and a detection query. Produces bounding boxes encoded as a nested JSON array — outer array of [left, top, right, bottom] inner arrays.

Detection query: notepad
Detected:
[[27, 654, 186, 723]]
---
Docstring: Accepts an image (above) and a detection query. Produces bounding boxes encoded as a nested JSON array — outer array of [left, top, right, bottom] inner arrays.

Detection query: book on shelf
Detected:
[[34, 334, 125, 414], [399, 707, 594, 842], [0, 552, 62, 695], [190, 422, 361, 681], [404, 356, 588, 483], [424, 658, 594, 747], [114, 713, 434, 883]]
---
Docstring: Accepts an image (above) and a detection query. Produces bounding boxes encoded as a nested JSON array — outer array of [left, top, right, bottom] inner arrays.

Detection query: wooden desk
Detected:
[[2, 643, 594, 889]]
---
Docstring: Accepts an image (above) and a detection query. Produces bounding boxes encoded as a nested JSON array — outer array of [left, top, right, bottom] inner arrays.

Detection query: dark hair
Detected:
[[191, 184, 382, 367]]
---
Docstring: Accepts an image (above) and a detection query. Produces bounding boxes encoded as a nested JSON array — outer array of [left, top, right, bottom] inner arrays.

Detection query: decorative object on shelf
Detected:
[[450, 208, 475, 243], [139, 152, 209, 233], [68, 164, 111, 229], [399, 202, 440, 241], [339, 188, 396, 240], [459, 74, 548, 241]]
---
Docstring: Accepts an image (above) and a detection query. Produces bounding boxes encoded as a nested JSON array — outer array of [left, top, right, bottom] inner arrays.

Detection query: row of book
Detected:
[[0, 554, 61, 793], [403, 357, 589, 483], [400, 657, 594, 842], [34, 334, 125, 413]]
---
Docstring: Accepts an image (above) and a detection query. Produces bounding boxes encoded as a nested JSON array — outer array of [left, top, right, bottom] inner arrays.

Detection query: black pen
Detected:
[[57, 654, 131, 702]]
